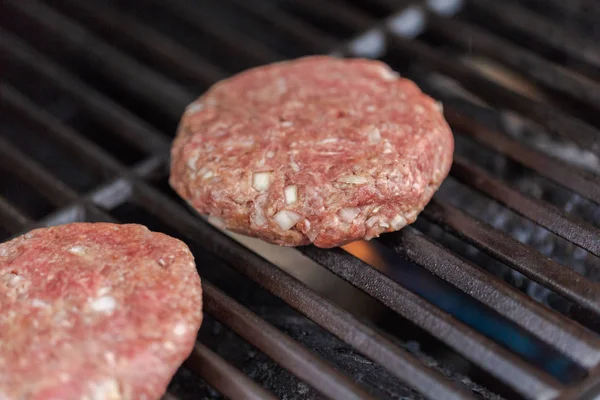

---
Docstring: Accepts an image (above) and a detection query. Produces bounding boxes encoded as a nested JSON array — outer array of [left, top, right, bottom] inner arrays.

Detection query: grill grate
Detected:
[[2, 0, 600, 399]]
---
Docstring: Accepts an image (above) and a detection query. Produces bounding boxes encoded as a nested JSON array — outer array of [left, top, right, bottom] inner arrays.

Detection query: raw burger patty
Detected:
[[170, 56, 454, 248], [0, 223, 202, 400]]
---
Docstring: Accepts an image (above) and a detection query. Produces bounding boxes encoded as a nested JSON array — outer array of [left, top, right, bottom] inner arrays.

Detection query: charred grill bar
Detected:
[[2, 0, 600, 399]]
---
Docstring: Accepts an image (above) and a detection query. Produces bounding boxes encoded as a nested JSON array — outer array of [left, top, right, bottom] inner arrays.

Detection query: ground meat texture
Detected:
[[0, 223, 203, 400], [170, 56, 454, 248]]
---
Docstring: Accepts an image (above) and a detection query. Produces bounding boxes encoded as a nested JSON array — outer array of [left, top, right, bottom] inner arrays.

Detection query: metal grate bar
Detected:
[[0, 196, 32, 234], [444, 108, 600, 205], [127, 183, 475, 400], [223, 0, 338, 53], [4, 0, 194, 119], [0, 84, 121, 180], [385, 33, 600, 154], [451, 157, 600, 258], [203, 282, 378, 400], [184, 343, 277, 400], [383, 228, 600, 368], [0, 137, 80, 207], [422, 198, 600, 315], [54, 0, 227, 86], [295, 0, 375, 32], [299, 245, 562, 399], [466, 0, 600, 72], [149, 0, 283, 65], [0, 29, 168, 154], [426, 11, 600, 109]]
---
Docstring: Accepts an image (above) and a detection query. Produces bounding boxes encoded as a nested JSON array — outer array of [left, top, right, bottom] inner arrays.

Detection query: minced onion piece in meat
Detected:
[[252, 172, 271, 191], [339, 207, 360, 223], [273, 210, 302, 230], [284, 185, 298, 204], [391, 214, 407, 230], [338, 175, 369, 184]]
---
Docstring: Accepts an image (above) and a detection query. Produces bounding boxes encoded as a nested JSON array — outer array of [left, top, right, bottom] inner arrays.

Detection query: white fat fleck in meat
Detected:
[[89, 378, 121, 400], [284, 185, 298, 204], [185, 102, 204, 114], [414, 104, 426, 114], [186, 155, 199, 171], [290, 158, 300, 172], [98, 287, 111, 296], [276, 77, 288, 94], [339, 207, 360, 223], [338, 175, 369, 184], [266, 151, 275, 158], [366, 126, 381, 144], [378, 67, 400, 81], [273, 210, 302, 230], [319, 138, 338, 144], [208, 215, 226, 229], [383, 140, 393, 154], [252, 172, 271, 192], [31, 299, 49, 308], [365, 105, 376, 112], [90, 295, 117, 314], [281, 121, 294, 127], [173, 322, 187, 336], [68, 245, 86, 255], [379, 220, 390, 228], [202, 170, 215, 180], [435, 101, 444, 113], [163, 341, 176, 351], [4, 273, 23, 287], [104, 351, 116, 365]]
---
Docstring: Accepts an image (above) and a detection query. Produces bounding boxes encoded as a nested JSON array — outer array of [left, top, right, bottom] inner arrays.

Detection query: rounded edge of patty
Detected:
[[0, 223, 202, 400], [170, 56, 454, 247]]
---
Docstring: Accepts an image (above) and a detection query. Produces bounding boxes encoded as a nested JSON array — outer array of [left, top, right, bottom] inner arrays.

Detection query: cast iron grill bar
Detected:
[[3, 0, 195, 119], [126, 182, 493, 400], [422, 198, 600, 315], [0, 137, 118, 228], [0, 67, 473, 399], [0, 196, 32, 234], [184, 343, 277, 400], [384, 33, 600, 154], [444, 108, 600, 205], [148, 0, 283, 65], [298, 245, 563, 399], [54, 0, 227, 86], [425, 11, 600, 109], [0, 137, 80, 207], [451, 157, 600, 258], [297, 0, 375, 32], [223, 0, 338, 53], [380, 228, 600, 368], [0, 30, 168, 154], [0, 84, 122, 180], [203, 282, 378, 400], [466, 0, 600, 72]]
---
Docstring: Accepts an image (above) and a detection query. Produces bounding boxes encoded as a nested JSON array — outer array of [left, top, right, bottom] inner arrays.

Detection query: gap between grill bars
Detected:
[[2, 0, 600, 399]]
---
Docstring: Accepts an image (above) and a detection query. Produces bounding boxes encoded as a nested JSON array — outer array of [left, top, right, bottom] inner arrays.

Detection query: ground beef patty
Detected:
[[0, 223, 202, 400], [171, 56, 454, 248]]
